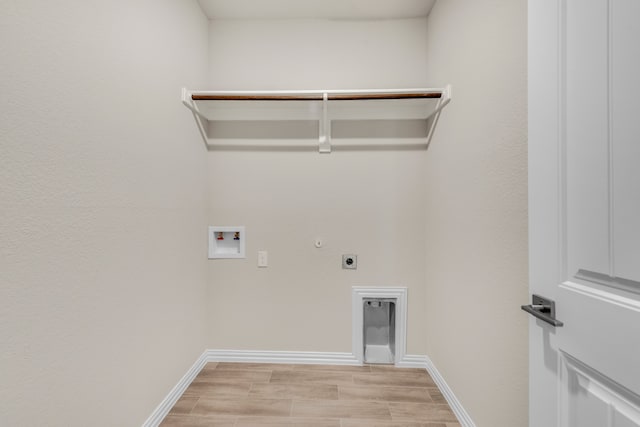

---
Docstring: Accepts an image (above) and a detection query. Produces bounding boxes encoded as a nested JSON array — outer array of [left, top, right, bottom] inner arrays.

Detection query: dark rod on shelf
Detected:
[[192, 94, 324, 101], [191, 92, 442, 101], [328, 92, 442, 100]]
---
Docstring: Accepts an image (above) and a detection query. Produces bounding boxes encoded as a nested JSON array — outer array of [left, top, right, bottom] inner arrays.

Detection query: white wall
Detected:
[[0, 1, 209, 426], [1, 4, 529, 424], [208, 19, 428, 90], [205, 19, 430, 355], [424, 1, 529, 426]]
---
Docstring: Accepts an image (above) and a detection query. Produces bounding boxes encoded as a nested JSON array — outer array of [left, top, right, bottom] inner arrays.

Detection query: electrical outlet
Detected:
[[342, 254, 357, 270]]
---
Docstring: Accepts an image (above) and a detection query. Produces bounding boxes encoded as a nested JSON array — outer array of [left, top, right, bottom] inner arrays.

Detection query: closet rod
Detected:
[[192, 94, 323, 101], [328, 92, 441, 100], [191, 92, 442, 101]]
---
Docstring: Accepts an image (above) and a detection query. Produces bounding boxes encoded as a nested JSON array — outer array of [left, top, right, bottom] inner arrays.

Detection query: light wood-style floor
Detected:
[[160, 362, 461, 427]]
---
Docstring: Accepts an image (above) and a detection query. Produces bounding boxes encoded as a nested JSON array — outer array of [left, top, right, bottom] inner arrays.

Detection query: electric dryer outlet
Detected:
[[342, 254, 357, 270]]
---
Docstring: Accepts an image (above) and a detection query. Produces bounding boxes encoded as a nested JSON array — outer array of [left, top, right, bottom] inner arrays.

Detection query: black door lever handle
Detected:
[[521, 295, 563, 327]]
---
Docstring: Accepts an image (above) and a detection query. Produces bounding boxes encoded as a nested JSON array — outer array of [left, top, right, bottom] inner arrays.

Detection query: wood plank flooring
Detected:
[[160, 362, 461, 427]]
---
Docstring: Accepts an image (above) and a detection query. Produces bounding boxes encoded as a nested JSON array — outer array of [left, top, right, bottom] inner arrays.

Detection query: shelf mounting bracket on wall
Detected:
[[181, 88, 213, 150], [425, 84, 452, 150]]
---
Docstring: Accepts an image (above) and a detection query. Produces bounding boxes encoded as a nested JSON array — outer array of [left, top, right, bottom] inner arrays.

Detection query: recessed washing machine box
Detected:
[[363, 298, 396, 364], [208, 226, 245, 259]]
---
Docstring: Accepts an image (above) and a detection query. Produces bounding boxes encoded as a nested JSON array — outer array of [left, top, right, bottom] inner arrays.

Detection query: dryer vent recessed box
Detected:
[[208, 226, 245, 259]]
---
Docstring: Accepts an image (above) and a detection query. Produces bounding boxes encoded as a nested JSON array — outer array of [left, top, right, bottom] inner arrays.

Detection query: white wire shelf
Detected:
[[182, 86, 451, 153]]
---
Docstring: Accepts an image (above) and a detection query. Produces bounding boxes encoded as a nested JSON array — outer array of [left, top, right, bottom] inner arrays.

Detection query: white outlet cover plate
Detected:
[[258, 251, 268, 267]]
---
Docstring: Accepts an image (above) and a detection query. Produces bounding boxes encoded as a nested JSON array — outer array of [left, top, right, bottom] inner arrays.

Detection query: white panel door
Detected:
[[528, 1, 640, 426]]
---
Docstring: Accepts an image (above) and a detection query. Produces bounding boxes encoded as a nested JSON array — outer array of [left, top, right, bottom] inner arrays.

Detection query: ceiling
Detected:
[[197, 0, 436, 20]]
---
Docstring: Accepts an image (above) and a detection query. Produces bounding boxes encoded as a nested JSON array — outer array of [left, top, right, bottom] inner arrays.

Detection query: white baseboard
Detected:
[[141, 350, 208, 427], [206, 349, 360, 365], [142, 350, 475, 427], [423, 355, 477, 427], [396, 354, 475, 426], [397, 354, 430, 369]]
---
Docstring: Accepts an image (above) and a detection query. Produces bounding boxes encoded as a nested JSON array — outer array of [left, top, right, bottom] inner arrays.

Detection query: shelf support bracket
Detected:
[[425, 84, 452, 150], [182, 88, 210, 149], [319, 92, 331, 153]]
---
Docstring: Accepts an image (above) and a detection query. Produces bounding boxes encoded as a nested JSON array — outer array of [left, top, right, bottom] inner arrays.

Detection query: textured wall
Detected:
[[423, 1, 529, 426], [205, 19, 430, 355], [1, 4, 530, 424], [0, 1, 209, 426], [208, 19, 429, 90]]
